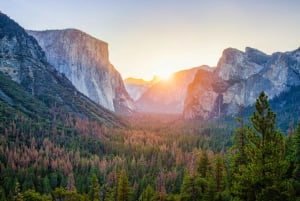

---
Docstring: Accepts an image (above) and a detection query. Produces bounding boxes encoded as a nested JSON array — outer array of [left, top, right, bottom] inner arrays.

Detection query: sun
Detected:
[[158, 74, 171, 81], [156, 72, 173, 82]]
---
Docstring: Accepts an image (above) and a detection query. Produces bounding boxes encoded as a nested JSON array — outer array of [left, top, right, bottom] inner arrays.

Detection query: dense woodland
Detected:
[[0, 92, 299, 201]]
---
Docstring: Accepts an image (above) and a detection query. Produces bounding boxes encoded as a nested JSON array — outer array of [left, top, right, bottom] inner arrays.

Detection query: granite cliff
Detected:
[[28, 29, 134, 113], [184, 47, 300, 120], [0, 13, 122, 126]]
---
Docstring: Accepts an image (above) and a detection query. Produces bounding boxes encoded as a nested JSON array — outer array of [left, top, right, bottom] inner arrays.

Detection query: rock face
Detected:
[[0, 13, 122, 126], [27, 29, 134, 113], [184, 47, 300, 120], [124, 76, 159, 101], [136, 66, 211, 113]]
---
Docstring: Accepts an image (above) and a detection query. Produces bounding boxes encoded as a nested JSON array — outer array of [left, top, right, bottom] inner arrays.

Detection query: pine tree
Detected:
[[66, 173, 76, 191], [89, 173, 100, 201], [197, 151, 209, 178], [42, 176, 51, 195], [180, 173, 203, 201], [138, 185, 155, 201], [231, 118, 247, 166], [0, 186, 7, 201], [117, 170, 131, 201], [230, 92, 288, 201], [214, 155, 224, 193], [293, 123, 300, 196], [14, 181, 23, 201]]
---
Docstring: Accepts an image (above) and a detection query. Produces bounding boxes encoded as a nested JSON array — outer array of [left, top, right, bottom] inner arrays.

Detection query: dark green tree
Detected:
[[117, 170, 131, 201], [0, 186, 7, 201], [197, 151, 209, 178], [138, 185, 155, 201], [14, 181, 23, 201], [293, 123, 300, 196], [180, 173, 203, 201], [230, 92, 289, 201], [89, 174, 100, 201], [42, 176, 51, 195]]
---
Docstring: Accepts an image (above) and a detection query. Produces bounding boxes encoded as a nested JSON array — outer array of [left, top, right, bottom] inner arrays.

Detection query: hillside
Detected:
[[0, 13, 122, 127]]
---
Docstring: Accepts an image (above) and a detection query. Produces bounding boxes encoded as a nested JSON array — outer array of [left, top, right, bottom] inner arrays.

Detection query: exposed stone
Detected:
[[184, 47, 300, 120], [0, 13, 121, 126], [27, 29, 134, 113]]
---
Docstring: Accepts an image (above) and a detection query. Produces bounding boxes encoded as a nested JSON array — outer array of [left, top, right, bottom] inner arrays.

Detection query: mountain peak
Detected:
[[28, 29, 134, 113], [184, 46, 300, 121]]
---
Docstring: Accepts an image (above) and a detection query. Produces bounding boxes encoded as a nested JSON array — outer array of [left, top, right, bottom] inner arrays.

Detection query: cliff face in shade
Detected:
[[27, 29, 134, 113], [136, 66, 212, 114], [184, 47, 300, 120], [0, 13, 122, 126]]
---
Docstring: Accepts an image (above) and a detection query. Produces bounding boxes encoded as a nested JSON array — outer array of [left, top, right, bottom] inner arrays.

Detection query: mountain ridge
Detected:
[[184, 46, 300, 120]]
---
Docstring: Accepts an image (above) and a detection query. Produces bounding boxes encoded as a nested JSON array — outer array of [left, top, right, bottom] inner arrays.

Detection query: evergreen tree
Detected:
[[14, 181, 23, 201], [42, 176, 51, 195], [138, 185, 155, 201], [214, 155, 224, 193], [230, 92, 289, 201], [0, 186, 7, 201], [293, 123, 300, 196], [197, 151, 209, 178], [180, 173, 203, 201], [89, 174, 100, 201], [117, 170, 131, 201], [231, 118, 247, 167], [66, 173, 76, 191]]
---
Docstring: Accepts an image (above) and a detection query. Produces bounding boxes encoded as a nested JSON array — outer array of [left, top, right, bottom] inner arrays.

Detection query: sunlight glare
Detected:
[[157, 72, 173, 82]]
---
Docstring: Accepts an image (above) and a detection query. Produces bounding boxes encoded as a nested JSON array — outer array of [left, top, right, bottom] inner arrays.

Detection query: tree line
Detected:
[[0, 92, 300, 200]]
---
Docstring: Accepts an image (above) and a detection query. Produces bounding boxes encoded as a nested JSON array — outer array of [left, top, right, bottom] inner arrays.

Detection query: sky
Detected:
[[1, 0, 300, 80]]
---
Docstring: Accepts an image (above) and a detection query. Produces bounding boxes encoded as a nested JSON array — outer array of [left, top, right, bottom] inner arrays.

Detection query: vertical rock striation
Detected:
[[28, 29, 134, 113]]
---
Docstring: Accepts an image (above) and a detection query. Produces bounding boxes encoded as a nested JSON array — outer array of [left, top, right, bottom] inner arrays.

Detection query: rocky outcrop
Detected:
[[0, 13, 122, 126], [27, 29, 134, 113], [136, 66, 211, 114], [184, 47, 300, 120], [184, 70, 228, 120]]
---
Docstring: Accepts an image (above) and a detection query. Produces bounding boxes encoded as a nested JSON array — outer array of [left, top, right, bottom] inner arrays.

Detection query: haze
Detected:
[[1, 0, 300, 80]]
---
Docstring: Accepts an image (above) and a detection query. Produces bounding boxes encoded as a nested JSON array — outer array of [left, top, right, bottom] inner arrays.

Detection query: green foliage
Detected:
[[14, 181, 23, 201], [117, 170, 131, 201], [0, 87, 298, 200], [293, 124, 300, 196], [89, 174, 100, 201], [138, 185, 155, 201], [23, 189, 51, 201], [230, 92, 290, 201], [197, 151, 209, 178], [180, 174, 204, 201]]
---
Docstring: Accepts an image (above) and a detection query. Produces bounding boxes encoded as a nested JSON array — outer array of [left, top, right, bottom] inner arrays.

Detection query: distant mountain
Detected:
[[27, 29, 134, 114], [124, 76, 160, 101], [0, 13, 122, 126], [136, 66, 212, 114], [184, 47, 300, 120]]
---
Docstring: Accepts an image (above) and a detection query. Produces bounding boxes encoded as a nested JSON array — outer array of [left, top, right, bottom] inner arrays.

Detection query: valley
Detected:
[[0, 9, 300, 201]]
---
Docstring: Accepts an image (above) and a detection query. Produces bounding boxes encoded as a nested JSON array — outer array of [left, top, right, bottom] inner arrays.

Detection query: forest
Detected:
[[0, 92, 299, 201]]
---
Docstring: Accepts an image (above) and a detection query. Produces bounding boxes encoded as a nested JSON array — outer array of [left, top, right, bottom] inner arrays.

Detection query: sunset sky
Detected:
[[1, 0, 300, 80]]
